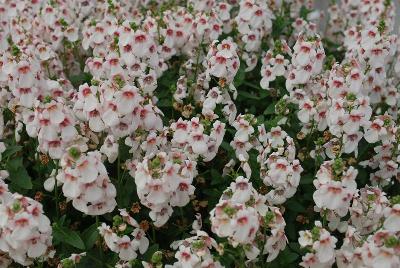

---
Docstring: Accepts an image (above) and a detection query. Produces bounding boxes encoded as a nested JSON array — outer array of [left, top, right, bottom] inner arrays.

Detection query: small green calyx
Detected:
[[61, 259, 74, 268], [223, 206, 237, 217], [151, 251, 163, 264], [12, 201, 22, 212], [113, 215, 123, 227], [311, 226, 320, 241], [68, 147, 81, 160], [384, 236, 400, 248], [390, 195, 400, 205], [264, 211, 275, 225]]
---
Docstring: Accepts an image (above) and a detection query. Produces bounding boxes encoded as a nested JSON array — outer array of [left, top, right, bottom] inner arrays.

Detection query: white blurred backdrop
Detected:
[[314, 0, 400, 32]]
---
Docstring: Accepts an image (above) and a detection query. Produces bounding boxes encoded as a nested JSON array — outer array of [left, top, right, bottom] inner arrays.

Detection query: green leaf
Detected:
[[234, 63, 246, 87], [315, 155, 324, 167], [69, 72, 92, 88], [6, 157, 23, 171], [82, 223, 99, 250], [117, 175, 136, 208], [272, 16, 291, 39], [6, 155, 32, 190], [280, 250, 299, 265], [211, 168, 221, 178], [299, 6, 311, 20], [288, 242, 303, 254], [237, 90, 261, 100], [158, 69, 178, 88], [256, 114, 265, 124], [202, 188, 221, 197], [286, 218, 297, 241], [157, 98, 172, 108], [286, 200, 305, 212], [142, 244, 159, 261], [272, 247, 299, 265], [8, 166, 32, 189], [2, 145, 22, 158], [210, 169, 222, 186], [58, 215, 67, 226], [300, 173, 314, 185], [220, 141, 234, 154], [356, 168, 369, 186], [264, 102, 276, 115], [53, 224, 85, 250], [265, 115, 284, 129], [243, 81, 262, 91]]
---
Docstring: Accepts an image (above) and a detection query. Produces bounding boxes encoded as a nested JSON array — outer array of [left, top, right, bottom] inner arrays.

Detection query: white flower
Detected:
[[134, 151, 197, 226], [115, 85, 142, 115], [383, 204, 400, 232], [313, 230, 337, 263], [0, 178, 52, 266], [56, 150, 117, 215], [98, 210, 149, 262], [100, 135, 119, 163], [294, 42, 316, 66]]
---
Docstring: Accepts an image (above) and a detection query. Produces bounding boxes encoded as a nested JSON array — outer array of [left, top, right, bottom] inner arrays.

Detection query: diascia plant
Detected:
[[1, 0, 400, 267]]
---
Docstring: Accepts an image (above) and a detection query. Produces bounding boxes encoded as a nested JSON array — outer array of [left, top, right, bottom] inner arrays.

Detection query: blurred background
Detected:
[[314, 0, 400, 32]]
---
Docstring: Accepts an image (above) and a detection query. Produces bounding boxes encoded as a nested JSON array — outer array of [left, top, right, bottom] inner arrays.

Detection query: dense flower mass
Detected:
[[98, 209, 149, 262], [53, 148, 117, 215], [210, 176, 287, 262], [0, 176, 53, 266], [0, 0, 400, 267]]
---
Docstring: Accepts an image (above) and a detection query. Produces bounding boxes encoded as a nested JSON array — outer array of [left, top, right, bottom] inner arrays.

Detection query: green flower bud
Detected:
[[264, 211, 275, 225], [390, 195, 400, 205], [68, 147, 81, 160], [151, 251, 163, 264], [191, 240, 205, 250], [113, 215, 123, 227], [223, 206, 237, 217], [311, 226, 320, 241], [384, 236, 399, 248], [150, 157, 161, 170], [12, 201, 22, 212], [61, 259, 74, 268]]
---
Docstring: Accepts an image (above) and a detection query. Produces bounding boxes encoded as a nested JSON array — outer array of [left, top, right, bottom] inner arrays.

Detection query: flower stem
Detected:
[[54, 160, 60, 218], [54, 184, 59, 218], [96, 216, 104, 262], [152, 225, 156, 242]]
